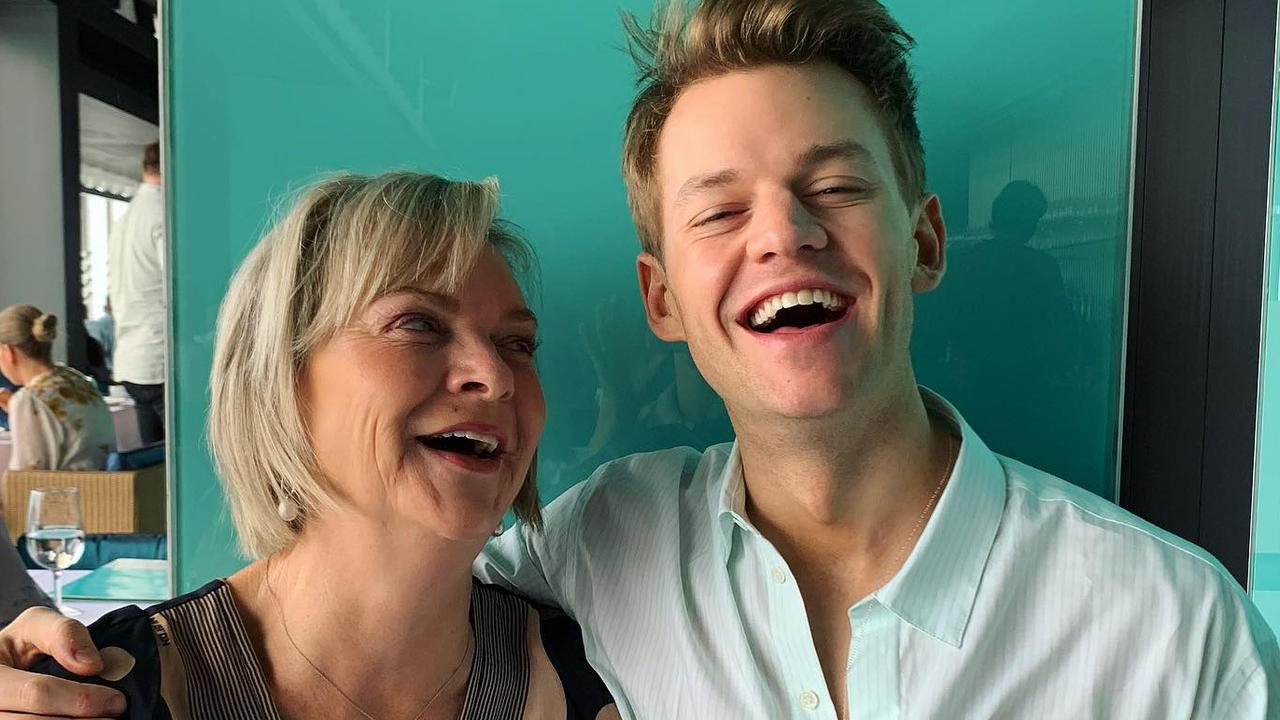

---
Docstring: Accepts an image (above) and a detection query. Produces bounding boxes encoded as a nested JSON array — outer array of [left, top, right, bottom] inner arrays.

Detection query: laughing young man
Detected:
[[2, 1, 1276, 718]]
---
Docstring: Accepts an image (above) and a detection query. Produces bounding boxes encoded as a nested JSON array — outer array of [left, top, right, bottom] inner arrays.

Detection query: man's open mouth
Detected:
[[417, 430, 502, 460], [745, 288, 849, 333]]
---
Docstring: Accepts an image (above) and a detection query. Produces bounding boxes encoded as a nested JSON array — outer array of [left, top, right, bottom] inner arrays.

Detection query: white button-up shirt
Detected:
[[107, 182, 166, 385], [478, 390, 1279, 719]]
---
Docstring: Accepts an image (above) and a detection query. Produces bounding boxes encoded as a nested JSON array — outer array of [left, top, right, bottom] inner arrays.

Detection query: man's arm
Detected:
[[473, 475, 594, 614], [0, 607, 125, 717]]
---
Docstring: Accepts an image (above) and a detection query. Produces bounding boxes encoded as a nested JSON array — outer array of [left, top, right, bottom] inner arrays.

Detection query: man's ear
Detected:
[[911, 193, 947, 293], [636, 253, 686, 342]]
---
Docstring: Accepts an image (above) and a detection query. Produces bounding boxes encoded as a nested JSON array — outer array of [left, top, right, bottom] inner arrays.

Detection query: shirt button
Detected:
[[770, 566, 787, 584], [799, 690, 820, 710]]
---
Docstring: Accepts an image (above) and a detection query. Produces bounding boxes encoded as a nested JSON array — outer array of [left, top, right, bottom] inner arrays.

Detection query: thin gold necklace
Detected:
[[265, 556, 472, 720], [880, 431, 958, 587]]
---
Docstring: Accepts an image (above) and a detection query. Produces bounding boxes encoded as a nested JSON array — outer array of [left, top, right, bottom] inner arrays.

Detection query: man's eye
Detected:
[[695, 209, 743, 226]]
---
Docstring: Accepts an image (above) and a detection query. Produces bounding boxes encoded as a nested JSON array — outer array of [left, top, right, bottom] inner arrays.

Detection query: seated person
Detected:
[[0, 371, 14, 430], [0, 305, 115, 471]]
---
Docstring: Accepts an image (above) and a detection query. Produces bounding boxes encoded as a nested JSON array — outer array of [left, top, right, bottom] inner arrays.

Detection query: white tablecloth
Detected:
[[27, 569, 133, 625], [0, 400, 142, 471]]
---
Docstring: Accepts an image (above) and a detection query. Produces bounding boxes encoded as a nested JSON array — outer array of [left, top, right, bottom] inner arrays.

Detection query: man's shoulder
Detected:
[[999, 455, 1234, 583], [583, 443, 732, 491], [996, 454, 1274, 644], [543, 443, 733, 539], [995, 455, 1278, 675]]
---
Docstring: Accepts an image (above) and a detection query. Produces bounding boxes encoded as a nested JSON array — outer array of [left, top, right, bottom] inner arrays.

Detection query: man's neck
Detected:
[[733, 384, 953, 569]]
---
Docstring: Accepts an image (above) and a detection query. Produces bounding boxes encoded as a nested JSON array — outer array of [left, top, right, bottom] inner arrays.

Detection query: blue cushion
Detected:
[[16, 533, 167, 571], [105, 441, 165, 471]]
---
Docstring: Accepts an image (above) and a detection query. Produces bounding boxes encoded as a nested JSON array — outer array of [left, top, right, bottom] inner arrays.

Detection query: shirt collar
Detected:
[[712, 387, 1007, 649]]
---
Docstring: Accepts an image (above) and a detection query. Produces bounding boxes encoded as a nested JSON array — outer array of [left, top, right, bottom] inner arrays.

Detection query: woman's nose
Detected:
[[445, 340, 514, 402]]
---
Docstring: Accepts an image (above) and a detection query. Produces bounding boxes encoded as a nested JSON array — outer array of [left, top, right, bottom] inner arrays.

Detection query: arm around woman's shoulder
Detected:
[[29, 604, 166, 719]]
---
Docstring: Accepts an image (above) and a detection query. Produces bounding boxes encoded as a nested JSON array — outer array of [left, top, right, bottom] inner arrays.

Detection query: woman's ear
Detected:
[[636, 253, 687, 342]]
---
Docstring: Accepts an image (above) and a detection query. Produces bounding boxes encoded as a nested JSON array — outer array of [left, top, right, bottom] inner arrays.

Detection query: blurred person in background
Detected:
[[0, 304, 115, 471], [108, 142, 166, 443]]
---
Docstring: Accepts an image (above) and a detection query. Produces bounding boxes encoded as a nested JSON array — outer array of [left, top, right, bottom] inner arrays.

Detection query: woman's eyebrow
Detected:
[[506, 308, 538, 328]]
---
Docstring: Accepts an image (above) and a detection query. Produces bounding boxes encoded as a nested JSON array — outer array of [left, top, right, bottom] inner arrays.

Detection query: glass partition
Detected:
[[1250, 24, 1280, 631], [167, 0, 1140, 589]]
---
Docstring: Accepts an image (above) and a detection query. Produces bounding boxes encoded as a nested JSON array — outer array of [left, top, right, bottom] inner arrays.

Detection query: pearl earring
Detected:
[[277, 497, 299, 523], [492, 523, 504, 537]]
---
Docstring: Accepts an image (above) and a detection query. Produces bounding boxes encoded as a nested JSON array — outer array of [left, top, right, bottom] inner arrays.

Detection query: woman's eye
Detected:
[[505, 337, 540, 357], [398, 314, 443, 334]]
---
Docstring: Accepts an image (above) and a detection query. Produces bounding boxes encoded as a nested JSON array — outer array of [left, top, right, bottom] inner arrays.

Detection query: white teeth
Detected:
[[747, 288, 848, 330], [434, 430, 499, 454]]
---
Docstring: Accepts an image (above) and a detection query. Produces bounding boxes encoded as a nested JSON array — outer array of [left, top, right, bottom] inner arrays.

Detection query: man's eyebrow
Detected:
[[797, 140, 877, 170], [673, 169, 741, 211]]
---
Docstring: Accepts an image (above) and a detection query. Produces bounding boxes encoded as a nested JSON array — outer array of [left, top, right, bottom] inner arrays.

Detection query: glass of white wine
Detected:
[[25, 487, 86, 617]]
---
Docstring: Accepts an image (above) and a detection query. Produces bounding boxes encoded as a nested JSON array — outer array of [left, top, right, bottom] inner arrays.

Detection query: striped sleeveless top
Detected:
[[35, 579, 618, 719]]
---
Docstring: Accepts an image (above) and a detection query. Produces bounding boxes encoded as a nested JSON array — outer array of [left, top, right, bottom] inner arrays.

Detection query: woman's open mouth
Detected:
[[417, 430, 504, 472]]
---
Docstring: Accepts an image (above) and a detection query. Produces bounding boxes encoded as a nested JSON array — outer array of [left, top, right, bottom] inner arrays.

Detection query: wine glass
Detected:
[[25, 487, 86, 616]]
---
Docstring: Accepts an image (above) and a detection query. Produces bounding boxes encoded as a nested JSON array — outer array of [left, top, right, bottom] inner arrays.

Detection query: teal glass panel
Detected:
[[167, 1, 1138, 589], [1251, 30, 1280, 632], [907, 2, 1138, 499]]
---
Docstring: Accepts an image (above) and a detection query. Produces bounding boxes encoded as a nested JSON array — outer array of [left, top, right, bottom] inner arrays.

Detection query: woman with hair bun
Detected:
[[0, 304, 115, 472]]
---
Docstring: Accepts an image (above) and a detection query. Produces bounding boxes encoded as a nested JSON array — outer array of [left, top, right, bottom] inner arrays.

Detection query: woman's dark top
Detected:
[[34, 579, 618, 719]]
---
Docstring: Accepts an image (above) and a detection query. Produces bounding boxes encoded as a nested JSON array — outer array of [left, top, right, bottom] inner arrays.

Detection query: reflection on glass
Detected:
[[1249, 36, 1280, 633], [904, 0, 1137, 498], [167, 0, 1138, 585]]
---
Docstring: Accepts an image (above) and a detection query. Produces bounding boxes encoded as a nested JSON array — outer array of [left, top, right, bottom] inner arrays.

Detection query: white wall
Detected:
[[0, 1, 66, 362]]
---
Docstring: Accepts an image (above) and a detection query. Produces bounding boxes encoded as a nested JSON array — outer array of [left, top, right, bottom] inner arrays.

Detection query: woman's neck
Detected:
[[229, 513, 481, 718], [13, 359, 54, 385]]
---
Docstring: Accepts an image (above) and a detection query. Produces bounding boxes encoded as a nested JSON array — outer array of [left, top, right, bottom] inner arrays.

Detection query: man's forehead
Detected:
[[653, 66, 893, 192]]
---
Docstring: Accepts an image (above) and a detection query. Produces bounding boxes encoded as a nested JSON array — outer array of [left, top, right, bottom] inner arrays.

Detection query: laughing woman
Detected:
[[25, 172, 618, 719]]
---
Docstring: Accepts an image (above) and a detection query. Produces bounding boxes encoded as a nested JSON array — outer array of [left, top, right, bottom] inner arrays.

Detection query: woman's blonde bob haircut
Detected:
[[209, 171, 542, 559]]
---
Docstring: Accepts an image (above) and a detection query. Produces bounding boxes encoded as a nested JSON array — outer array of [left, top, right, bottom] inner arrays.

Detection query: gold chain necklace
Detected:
[[879, 432, 958, 588], [265, 556, 472, 720]]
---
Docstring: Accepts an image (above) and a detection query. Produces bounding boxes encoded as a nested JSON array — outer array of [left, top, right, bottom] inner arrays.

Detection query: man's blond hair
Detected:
[[209, 171, 542, 559], [621, 0, 924, 256]]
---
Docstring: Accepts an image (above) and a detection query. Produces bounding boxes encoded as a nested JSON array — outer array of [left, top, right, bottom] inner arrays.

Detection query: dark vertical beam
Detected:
[[1200, 0, 1278, 584], [1122, 0, 1277, 587], [56, 1, 86, 372], [1122, 0, 1225, 555]]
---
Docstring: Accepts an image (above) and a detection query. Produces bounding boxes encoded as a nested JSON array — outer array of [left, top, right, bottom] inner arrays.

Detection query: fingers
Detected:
[[1, 608, 102, 676], [0, 666, 125, 717]]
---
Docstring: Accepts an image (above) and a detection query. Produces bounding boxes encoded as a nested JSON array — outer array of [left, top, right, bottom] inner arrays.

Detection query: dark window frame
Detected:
[[1121, 0, 1278, 588]]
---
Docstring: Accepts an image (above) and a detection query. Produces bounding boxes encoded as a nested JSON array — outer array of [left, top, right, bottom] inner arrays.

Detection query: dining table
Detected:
[[26, 568, 134, 625]]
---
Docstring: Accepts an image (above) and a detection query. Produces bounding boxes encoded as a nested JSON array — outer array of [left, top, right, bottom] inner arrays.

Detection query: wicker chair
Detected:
[[2, 464, 166, 543]]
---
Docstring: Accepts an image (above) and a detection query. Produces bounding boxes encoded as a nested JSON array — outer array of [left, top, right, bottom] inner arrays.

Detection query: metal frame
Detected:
[[53, 0, 158, 373], [1122, 0, 1279, 587]]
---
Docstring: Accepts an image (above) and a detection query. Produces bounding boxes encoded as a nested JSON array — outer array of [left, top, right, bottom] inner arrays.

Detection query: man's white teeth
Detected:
[[433, 430, 499, 454], [750, 289, 847, 329]]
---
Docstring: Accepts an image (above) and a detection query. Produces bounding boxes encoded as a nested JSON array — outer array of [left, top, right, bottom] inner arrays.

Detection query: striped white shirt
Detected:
[[478, 390, 1280, 719]]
